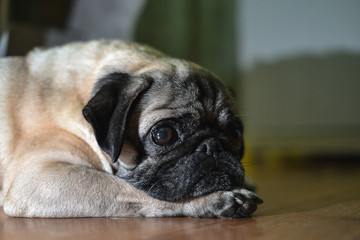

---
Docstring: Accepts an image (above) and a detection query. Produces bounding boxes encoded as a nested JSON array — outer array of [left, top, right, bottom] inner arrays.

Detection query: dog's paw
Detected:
[[217, 189, 263, 218], [184, 188, 262, 218]]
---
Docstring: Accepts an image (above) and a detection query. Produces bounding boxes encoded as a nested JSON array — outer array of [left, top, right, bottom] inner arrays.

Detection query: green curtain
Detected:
[[1, 0, 9, 33], [135, 0, 237, 88]]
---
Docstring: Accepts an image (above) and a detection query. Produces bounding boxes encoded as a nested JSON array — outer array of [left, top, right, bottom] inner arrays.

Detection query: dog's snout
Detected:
[[196, 139, 223, 157]]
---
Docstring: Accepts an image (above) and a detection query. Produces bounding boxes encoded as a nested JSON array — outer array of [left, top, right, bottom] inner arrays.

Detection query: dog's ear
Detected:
[[82, 73, 151, 163]]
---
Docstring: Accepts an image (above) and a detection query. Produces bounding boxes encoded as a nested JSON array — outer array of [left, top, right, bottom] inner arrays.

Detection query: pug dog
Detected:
[[0, 40, 262, 218]]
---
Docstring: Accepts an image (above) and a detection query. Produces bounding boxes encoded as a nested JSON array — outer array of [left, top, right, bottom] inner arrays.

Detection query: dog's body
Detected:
[[0, 40, 261, 218]]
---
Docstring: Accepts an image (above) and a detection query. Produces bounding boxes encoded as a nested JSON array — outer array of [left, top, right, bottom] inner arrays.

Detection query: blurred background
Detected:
[[1, 0, 360, 169]]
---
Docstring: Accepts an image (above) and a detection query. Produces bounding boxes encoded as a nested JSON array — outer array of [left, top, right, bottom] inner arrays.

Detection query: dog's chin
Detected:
[[146, 173, 243, 202], [127, 152, 244, 202]]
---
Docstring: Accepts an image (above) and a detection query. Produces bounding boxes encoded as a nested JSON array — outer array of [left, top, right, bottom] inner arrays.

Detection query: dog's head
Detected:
[[83, 59, 245, 202]]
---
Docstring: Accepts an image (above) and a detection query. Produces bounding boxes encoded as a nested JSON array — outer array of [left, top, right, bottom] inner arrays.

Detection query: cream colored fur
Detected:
[[0, 40, 259, 218]]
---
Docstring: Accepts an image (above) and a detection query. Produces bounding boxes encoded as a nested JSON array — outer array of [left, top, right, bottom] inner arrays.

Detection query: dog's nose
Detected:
[[196, 138, 223, 157]]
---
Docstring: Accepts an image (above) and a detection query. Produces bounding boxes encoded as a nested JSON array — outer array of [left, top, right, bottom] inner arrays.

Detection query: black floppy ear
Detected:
[[82, 73, 151, 162]]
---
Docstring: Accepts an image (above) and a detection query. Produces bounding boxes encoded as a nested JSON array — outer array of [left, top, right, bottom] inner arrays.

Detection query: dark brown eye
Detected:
[[152, 127, 175, 146], [229, 129, 242, 147]]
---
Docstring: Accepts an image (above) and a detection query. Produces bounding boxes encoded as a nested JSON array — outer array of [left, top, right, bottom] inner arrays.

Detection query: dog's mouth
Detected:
[[186, 172, 243, 198], [133, 152, 244, 202]]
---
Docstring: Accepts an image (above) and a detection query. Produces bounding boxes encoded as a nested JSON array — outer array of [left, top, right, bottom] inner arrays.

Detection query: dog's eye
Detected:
[[229, 129, 242, 147], [152, 127, 175, 146]]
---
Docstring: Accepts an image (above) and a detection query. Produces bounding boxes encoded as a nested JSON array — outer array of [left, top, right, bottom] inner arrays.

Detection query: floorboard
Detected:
[[1, 160, 360, 240]]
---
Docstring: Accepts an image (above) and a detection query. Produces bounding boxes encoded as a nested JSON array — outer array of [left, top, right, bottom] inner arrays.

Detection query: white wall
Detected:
[[238, 0, 360, 154], [238, 0, 360, 69], [46, 0, 146, 46]]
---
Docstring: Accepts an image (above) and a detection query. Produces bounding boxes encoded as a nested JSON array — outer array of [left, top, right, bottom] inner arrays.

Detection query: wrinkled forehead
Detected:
[[137, 59, 234, 136]]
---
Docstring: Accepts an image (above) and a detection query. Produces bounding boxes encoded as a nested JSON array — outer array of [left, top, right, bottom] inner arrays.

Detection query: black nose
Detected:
[[196, 138, 223, 157]]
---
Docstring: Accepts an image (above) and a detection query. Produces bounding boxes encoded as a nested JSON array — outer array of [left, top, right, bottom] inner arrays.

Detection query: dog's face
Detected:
[[83, 60, 245, 202]]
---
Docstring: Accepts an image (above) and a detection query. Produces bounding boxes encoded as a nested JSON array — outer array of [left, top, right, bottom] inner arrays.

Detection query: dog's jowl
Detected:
[[0, 40, 262, 218]]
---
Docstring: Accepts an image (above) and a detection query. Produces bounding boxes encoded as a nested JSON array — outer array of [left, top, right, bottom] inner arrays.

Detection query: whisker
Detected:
[[146, 179, 167, 195]]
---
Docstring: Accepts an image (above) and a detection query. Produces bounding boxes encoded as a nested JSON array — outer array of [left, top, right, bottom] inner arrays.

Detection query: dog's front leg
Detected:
[[2, 161, 181, 218], [3, 162, 261, 218]]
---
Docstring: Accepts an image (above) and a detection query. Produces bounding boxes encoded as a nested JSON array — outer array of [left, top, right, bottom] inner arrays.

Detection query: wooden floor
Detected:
[[1, 158, 360, 240]]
